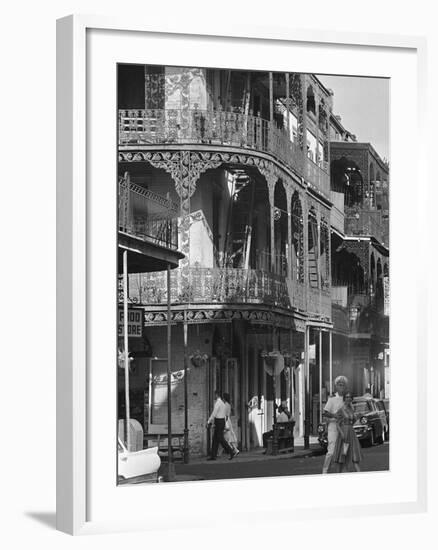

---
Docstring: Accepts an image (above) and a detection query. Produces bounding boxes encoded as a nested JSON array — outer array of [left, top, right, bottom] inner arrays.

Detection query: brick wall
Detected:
[[144, 323, 215, 456]]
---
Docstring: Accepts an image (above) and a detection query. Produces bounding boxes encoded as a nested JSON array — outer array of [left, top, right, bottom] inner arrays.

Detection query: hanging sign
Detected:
[[118, 307, 143, 338]]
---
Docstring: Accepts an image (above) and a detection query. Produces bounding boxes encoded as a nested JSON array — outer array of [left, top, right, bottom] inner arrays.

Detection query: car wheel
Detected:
[[384, 427, 389, 442], [369, 429, 375, 446]]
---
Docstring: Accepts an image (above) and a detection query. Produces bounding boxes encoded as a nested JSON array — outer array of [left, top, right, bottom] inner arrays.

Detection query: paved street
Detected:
[[161, 443, 389, 481]]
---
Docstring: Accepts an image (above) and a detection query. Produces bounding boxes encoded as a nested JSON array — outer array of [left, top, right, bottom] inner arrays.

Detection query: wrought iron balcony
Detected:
[[125, 267, 331, 320], [119, 177, 179, 250], [119, 108, 305, 179], [306, 158, 330, 199], [330, 191, 345, 234], [344, 208, 384, 243], [127, 267, 298, 310], [307, 287, 332, 319]]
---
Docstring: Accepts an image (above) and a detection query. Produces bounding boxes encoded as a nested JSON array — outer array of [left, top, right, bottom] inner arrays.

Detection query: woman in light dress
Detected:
[[223, 392, 240, 456], [333, 392, 362, 473]]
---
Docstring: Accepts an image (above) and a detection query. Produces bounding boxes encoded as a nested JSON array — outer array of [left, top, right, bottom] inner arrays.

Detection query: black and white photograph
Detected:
[[116, 64, 390, 484]]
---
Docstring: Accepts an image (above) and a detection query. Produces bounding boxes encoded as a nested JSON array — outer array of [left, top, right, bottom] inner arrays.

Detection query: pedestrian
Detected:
[[333, 392, 362, 472], [223, 392, 240, 456], [207, 390, 238, 460], [321, 375, 348, 474]]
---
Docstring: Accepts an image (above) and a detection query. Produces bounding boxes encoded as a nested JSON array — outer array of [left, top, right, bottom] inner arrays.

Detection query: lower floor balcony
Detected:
[[125, 267, 332, 321]]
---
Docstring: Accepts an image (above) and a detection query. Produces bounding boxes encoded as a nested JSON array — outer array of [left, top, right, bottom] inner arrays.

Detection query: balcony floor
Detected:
[[118, 231, 184, 273]]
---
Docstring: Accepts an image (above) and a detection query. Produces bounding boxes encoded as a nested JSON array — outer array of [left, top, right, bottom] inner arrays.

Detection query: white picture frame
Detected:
[[56, 15, 428, 535]]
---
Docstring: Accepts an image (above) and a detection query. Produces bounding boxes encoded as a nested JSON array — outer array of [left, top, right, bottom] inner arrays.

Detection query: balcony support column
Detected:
[[269, 183, 276, 274], [285, 73, 290, 138], [319, 328, 323, 423], [269, 72, 274, 151], [258, 162, 278, 274], [286, 187, 293, 280], [303, 323, 310, 449], [315, 95, 320, 168], [303, 195, 309, 312], [329, 330, 333, 394], [122, 250, 131, 451], [269, 72, 274, 122], [183, 310, 189, 463], [166, 263, 175, 481], [301, 75, 308, 179]]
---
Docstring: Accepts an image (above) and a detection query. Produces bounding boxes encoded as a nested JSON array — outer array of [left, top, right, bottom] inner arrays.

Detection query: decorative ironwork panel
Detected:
[[127, 267, 295, 310], [291, 191, 304, 283]]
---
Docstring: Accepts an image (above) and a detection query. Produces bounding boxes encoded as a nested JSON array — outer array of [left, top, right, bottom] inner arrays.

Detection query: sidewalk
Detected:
[[186, 436, 322, 465], [159, 436, 323, 482]]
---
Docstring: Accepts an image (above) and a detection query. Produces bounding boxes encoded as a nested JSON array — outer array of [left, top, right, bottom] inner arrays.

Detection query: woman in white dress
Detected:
[[223, 392, 240, 456]]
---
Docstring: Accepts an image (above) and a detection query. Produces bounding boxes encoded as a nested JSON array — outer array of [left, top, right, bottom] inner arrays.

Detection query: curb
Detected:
[[175, 446, 324, 466]]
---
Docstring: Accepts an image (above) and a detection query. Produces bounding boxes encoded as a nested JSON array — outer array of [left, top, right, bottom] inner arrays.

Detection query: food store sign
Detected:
[[118, 308, 143, 338]]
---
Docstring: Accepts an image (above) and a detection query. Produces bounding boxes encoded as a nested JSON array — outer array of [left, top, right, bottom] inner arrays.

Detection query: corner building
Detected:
[[118, 65, 342, 457]]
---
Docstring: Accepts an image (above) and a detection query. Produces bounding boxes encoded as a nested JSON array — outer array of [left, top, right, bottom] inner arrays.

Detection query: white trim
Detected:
[[56, 16, 427, 535], [56, 15, 88, 535]]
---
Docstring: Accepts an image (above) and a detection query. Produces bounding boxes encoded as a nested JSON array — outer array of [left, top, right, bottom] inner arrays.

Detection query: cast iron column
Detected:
[[166, 264, 175, 481]]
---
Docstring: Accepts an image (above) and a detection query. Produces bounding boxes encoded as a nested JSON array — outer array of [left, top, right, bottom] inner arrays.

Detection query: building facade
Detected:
[[329, 114, 390, 401], [117, 65, 389, 457]]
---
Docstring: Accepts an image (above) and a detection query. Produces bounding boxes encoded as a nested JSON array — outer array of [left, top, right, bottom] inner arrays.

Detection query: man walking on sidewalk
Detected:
[[322, 375, 348, 474], [207, 391, 238, 460]]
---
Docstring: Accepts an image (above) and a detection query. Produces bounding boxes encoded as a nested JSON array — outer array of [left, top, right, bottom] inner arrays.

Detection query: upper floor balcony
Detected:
[[118, 108, 331, 196], [344, 208, 384, 243], [306, 158, 330, 199], [118, 177, 183, 271], [124, 267, 331, 321], [331, 285, 387, 335], [330, 190, 345, 234]]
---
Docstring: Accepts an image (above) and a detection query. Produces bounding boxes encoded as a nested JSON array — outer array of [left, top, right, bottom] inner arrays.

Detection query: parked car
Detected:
[[317, 396, 389, 450], [353, 397, 387, 446], [118, 438, 161, 483]]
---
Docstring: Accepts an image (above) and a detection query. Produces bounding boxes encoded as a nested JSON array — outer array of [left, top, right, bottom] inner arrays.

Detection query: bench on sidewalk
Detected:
[[144, 433, 187, 463], [266, 421, 295, 455]]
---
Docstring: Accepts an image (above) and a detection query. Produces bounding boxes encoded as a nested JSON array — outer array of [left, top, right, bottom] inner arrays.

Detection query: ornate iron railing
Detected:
[[306, 158, 330, 199], [126, 268, 290, 308], [118, 108, 305, 177], [124, 267, 329, 317], [307, 287, 332, 319], [119, 177, 179, 250]]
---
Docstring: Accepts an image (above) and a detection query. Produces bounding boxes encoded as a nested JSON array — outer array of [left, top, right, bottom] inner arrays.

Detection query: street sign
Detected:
[[118, 308, 143, 338]]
